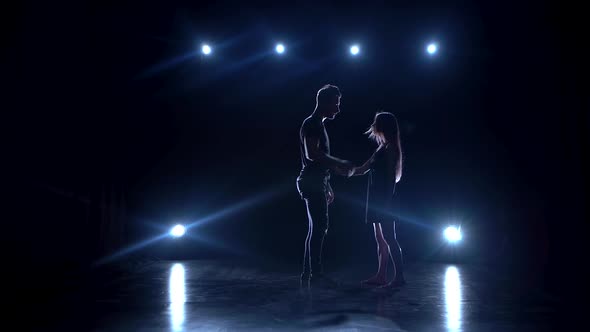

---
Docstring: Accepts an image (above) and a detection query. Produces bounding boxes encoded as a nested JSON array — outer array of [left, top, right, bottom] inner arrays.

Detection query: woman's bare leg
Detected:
[[362, 223, 392, 285], [381, 221, 405, 287]]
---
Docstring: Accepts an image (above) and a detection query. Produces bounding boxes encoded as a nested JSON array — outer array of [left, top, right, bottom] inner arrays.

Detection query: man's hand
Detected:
[[327, 188, 335, 205], [333, 160, 354, 176]]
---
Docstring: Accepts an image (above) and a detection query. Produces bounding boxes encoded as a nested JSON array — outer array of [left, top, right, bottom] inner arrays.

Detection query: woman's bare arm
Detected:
[[349, 147, 381, 177]]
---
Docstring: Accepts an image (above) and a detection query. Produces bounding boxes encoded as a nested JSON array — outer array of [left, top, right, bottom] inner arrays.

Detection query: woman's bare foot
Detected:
[[361, 275, 388, 286]]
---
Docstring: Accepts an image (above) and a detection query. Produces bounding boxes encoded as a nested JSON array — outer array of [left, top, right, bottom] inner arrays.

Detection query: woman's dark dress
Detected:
[[365, 144, 398, 224]]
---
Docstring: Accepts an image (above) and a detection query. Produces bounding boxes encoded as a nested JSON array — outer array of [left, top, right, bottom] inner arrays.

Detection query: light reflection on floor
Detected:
[[169, 263, 186, 331], [444, 265, 462, 332]]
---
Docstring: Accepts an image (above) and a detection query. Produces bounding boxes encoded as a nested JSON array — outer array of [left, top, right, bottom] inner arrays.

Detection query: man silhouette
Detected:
[[297, 84, 352, 286]]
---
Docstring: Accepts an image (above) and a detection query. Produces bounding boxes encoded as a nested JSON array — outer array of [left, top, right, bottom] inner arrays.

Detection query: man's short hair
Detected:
[[316, 84, 341, 106]]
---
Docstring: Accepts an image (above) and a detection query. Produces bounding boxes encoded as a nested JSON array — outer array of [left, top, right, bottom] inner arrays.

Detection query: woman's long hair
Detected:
[[365, 112, 403, 182]]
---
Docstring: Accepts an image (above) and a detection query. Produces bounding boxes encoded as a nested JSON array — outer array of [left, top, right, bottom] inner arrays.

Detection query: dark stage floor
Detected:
[[31, 259, 559, 331]]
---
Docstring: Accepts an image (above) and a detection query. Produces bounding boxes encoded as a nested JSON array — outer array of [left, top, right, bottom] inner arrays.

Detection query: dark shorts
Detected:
[[296, 176, 328, 200]]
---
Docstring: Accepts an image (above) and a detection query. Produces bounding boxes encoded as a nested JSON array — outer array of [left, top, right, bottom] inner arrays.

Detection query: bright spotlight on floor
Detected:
[[427, 43, 438, 55], [350, 45, 360, 56], [275, 43, 285, 54], [201, 44, 212, 55], [170, 224, 186, 238], [444, 226, 462, 243]]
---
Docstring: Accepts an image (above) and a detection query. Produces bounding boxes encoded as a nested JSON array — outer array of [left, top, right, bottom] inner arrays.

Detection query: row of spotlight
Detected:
[[200, 42, 439, 56]]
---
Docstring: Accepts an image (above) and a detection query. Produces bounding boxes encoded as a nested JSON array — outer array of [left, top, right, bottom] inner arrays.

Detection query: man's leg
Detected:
[[301, 197, 314, 279], [305, 192, 329, 277]]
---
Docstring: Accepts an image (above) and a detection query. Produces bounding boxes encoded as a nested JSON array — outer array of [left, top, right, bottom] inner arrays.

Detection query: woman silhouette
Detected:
[[349, 112, 406, 287]]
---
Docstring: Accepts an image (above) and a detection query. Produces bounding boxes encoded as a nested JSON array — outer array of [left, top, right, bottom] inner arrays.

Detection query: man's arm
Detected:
[[326, 181, 334, 204], [304, 135, 351, 169]]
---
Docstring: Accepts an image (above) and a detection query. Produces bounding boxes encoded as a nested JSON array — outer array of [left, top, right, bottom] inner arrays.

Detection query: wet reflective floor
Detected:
[[33, 260, 559, 331]]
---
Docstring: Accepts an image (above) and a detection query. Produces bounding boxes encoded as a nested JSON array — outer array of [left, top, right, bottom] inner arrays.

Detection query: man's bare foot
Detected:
[[380, 278, 407, 288], [361, 275, 388, 286]]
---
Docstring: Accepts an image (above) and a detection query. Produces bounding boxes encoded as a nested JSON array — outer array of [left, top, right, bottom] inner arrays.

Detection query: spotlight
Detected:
[[444, 226, 462, 243], [275, 43, 285, 54], [170, 224, 186, 238], [201, 44, 212, 55], [350, 45, 360, 56], [427, 43, 438, 55]]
